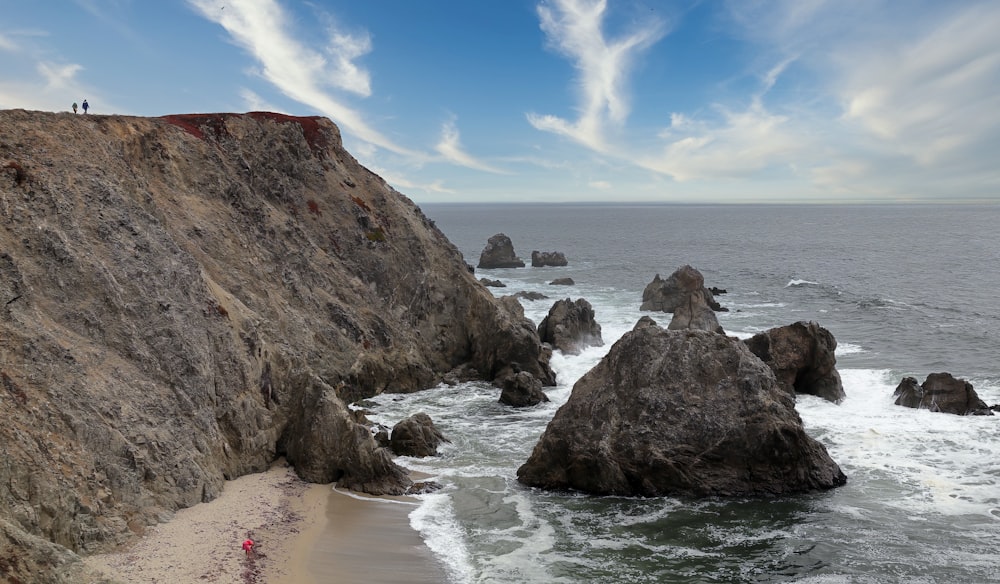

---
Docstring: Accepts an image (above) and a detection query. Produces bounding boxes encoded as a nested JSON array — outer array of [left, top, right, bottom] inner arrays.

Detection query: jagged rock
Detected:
[[477, 233, 525, 268], [480, 278, 506, 287], [549, 278, 575, 286], [633, 316, 659, 330], [710, 287, 727, 295], [531, 251, 568, 267], [517, 328, 847, 497], [667, 284, 724, 334], [390, 413, 449, 457], [893, 373, 993, 415], [640, 266, 726, 313], [511, 291, 549, 301], [537, 298, 604, 355], [499, 371, 549, 407], [0, 109, 555, 581], [744, 321, 846, 403]]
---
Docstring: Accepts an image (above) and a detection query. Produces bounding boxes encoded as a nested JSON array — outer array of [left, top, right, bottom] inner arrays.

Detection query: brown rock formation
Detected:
[[640, 266, 726, 313], [0, 109, 553, 581], [893, 373, 992, 416], [477, 233, 525, 268], [744, 321, 846, 403], [517, 327, 846, 497], [389, 413, 449, 457], [531, 250, 568, 267], [537, 298, 604, 355]]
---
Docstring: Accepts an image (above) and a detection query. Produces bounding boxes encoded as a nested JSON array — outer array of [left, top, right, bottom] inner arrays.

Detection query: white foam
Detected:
[[835, 341, 865, 355], [797, 368, 1000, 519], [786, 278, 819, 287], [409, 492, 476, 584]]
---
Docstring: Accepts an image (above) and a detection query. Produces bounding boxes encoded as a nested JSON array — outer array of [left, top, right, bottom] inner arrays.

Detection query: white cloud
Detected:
[[836, 3, 1000, 166], [527, 0, 666, 151], [434, 119, 506, 174], [187, 0, 418, 157], [238, 87, 282, 113], [0, 33, 17, 52], [641, 101, 806, 181], [0, 60, 98, 112]]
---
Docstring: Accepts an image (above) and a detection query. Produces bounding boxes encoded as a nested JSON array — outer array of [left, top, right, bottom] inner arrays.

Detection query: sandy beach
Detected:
[[84, 460, 449, 584]]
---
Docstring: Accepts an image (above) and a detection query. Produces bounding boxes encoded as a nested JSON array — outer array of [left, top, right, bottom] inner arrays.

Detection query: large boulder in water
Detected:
[[744, 321, 845, 403], [537, 298, 604, 355], [531, 250, 568, 267], [390, 413, 449, 457], [516, 328, 847, 497], [893, 373, 993, 416], [640, 265, 726, 313], [478, 233, 525, 268], [499, 371, 549, 407]]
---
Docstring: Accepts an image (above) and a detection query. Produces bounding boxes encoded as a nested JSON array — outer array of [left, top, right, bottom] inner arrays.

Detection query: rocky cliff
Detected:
[[0, 109, 553, 582]]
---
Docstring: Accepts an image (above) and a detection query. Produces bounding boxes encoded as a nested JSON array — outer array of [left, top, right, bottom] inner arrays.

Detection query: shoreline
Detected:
[[84, 461, 449, 584]]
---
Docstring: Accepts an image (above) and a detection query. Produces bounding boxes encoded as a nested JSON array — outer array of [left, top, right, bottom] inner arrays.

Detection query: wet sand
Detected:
[[84, 461, 449, 584]]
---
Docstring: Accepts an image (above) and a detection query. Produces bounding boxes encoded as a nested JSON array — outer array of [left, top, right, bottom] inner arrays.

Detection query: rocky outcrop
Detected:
[[531, 250, 568, 267], [477, 233, 525, 268], [499, 371, 549, 407], [389, 413, 449, 457], [641, 266, 726, 313], [511, 291, 549, 301], [744, 322, 845, 403], [0, 109, 554, 582], [549, 277, 575, 286], [517, 327, 847, 497], [537, 298, 604, 355], [893, 373, 993, 416], [480, 278, 505, 287], [667, 283, 724, 334]]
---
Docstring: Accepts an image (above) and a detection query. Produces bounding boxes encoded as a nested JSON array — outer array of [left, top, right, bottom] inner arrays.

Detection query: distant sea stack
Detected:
[[0, 109, 553, 582]]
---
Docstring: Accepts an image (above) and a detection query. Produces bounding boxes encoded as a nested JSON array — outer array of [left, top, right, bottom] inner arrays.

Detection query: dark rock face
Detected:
[[667, 282, 724, 334], [537, 298, 604, 355], [511, 291, 549, 301], [480, 278, 506, 287], [477, 233, 525, 268], [641, 266, 726, 313], [0, 110, 555, 581], [531, 251, 568, 267], [517, 328, 847, 497], [499, 371, 549, 407], [390, 413, 449, 456], [893, 373, 993, 416], [744, 322, 846, 403], [549, 277, 575, 286]]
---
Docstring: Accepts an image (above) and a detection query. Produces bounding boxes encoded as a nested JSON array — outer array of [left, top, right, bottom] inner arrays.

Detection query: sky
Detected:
[[2, 1, 1000, 204]]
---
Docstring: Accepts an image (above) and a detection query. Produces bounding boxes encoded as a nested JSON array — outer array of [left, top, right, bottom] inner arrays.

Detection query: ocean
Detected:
[[364, 203, 1000, 583]]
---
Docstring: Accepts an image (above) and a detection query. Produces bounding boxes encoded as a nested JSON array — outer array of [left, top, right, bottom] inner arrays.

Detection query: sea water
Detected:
[[364, 204, 1000, 583]]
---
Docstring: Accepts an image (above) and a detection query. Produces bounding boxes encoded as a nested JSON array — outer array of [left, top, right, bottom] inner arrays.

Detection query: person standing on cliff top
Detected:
[[72, 102, 77, 113], [82, 100, 89, 114]]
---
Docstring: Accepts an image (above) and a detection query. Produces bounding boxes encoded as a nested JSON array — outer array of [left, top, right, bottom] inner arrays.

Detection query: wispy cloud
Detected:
[[238, 87, 282, 113], [0, 32, 17, 52], [641, 99, 806, 181], [527, 0, 666, 151], [836, 3, 1000, 166], [435, 118, 506, 174], [187, 0, 418, 157]]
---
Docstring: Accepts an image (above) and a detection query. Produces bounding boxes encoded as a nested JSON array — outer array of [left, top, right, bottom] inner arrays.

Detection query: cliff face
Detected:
[[0, 109, 552, 581]]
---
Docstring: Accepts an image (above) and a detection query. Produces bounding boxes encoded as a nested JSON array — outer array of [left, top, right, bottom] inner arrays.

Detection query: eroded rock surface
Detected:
[[0, 109, 553, 581], [517, 327, 846, 497], [744, 321, 845, 403], [390, 413, 449, 456], [477, 233, 525, 268], [537, 298, 604, 355], [894, 373, 992, 415], [531, 250, 568, 267]]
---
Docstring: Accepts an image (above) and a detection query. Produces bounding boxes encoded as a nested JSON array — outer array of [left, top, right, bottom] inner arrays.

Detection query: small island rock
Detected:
[[478, 233, 525, 268]]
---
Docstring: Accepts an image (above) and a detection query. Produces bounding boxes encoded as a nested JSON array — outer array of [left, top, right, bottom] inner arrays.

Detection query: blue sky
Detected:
[[3, 1, 999, 204]]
